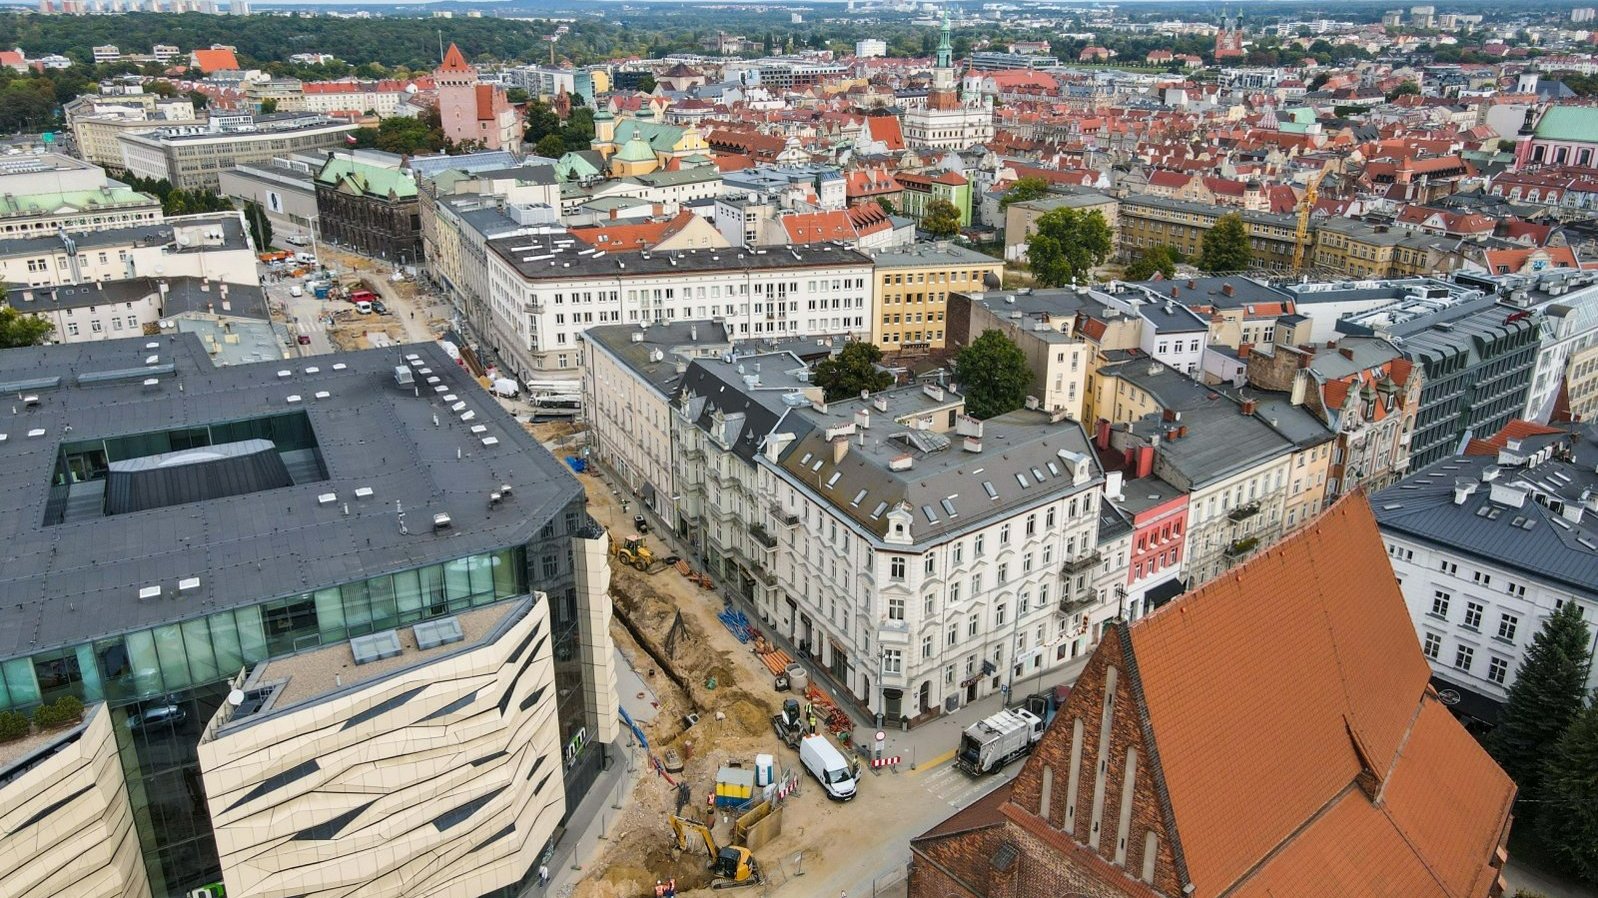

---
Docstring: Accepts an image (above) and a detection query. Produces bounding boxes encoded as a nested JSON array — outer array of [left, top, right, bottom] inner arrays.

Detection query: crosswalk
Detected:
[[917, 760, 1011, 809]]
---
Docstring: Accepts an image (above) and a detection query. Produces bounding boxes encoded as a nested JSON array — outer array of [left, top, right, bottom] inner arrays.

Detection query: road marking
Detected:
[[908, 748, 955, 774]]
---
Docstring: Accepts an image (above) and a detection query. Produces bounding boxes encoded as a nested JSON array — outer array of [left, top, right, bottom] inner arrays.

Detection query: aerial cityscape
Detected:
[[0, 1, 1596, 897]]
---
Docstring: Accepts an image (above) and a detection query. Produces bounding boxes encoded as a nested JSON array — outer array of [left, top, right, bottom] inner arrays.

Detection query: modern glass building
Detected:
[[0, 335, 616, 898]]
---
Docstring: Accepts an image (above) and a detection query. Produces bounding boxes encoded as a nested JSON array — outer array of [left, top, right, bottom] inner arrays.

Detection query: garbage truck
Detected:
[[955, 707, 1044, 775]]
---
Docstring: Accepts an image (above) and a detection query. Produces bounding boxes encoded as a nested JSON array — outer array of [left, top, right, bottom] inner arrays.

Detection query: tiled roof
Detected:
[[191, 48, 239, 73], [1130, 496, 1513, 897], [1462, 419, 1565, 457], [438, 43, 473, 74]]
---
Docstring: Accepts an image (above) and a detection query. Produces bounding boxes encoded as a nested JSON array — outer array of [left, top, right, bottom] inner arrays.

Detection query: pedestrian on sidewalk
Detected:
[[537, 864, 549, 886]]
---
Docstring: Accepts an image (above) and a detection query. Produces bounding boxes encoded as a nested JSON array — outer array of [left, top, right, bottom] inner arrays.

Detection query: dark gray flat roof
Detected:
[[0, 335, 579, 662], [0, 214, 247, 258], [487, 238, 871, 282]]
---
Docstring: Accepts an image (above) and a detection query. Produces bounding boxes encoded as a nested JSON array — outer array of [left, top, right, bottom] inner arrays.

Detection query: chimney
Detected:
[[1162, 407, 1177, 423], [831, 436, 848, 464], [1136, 445, 1155, 479], [1222, 283, 1235, 297], [1170, 286, 1179, 298], [1186, 279, 1196, 289], [1176, 424, 1188, 439], [1241, 398, 1257, 416], [1095, 418, 1111, 450], [1238, 342, 1252, 360], [1339, 347, 1355, 360]]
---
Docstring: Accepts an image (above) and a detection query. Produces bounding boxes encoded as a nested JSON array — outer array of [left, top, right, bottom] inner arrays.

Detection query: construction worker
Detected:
[[654, 881, 665, 897]]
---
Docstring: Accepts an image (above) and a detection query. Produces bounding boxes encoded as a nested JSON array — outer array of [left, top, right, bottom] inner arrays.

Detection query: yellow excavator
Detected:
[[1292, 169, 1328, 274], [667, 814, 764, 889], [613, 534, 657, 571]]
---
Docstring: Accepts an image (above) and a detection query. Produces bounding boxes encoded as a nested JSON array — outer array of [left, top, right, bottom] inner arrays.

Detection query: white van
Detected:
[[288, 285, 303, 298], [355, 300, 373, 314], [799, 734, 857, 801]]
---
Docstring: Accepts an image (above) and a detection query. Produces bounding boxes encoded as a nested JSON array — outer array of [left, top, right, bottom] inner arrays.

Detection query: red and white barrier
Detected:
[[871, 756, 901, 768]]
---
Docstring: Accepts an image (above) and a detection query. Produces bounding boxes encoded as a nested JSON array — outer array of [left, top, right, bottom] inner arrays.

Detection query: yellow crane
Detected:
[[1292, 169, 1328, 274], [666, 815, 764, 889]]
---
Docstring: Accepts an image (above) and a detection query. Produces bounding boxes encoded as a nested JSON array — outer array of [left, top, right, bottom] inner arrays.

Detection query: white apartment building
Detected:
[[581, 320, 734, 527], [482, 239, 873, 381], [669, 363, 1111, 721], [0, 214, 258, 289], [736, 382, 1106, 721], [1375, 425, 1598, 723]]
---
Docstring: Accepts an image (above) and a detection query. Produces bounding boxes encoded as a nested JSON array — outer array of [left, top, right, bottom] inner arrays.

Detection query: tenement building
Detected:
[[1374, 420, 1598, 728], [674, 369, 1113, 722], [0, 335, 618, 898], [908, 497, 1515, 898]]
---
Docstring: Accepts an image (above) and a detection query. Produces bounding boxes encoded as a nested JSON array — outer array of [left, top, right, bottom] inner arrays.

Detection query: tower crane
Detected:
[[1292, 169, 1327, 274]]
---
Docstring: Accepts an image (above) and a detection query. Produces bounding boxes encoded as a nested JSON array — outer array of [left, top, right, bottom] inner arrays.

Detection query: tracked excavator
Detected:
[[667, 814, 764, 889]]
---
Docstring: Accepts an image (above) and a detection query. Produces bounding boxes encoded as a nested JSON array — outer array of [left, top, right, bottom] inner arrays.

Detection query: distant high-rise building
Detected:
[[1573, 7, 1597, 22]]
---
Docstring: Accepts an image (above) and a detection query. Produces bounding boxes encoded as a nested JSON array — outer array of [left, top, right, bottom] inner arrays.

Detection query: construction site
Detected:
[[566, 460, 908, 898]]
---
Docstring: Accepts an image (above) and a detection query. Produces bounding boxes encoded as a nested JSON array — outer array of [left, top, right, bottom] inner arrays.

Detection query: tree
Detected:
[[259, 98, 277, 114], [1125, 245, 1181, 281], [1489, 602, 1594, 806], [876, 197, 895, 216], [243, 201, 273, 250], [1537, 699, 1598, 881], [562, 107, 595, 151], [998, 176, 1049, 209], [534, 133, 567, 160], [955, 331, 1032, 419], [1025, 206, 1112, 287], [0, 306, 53, 349], [1199, 212, 1253, 273], [813, 341, 892, 401], [187, 89, 209, 109], [635, 73, 656, 94], [506, 87, 529, 104], [524, 100, 561, 143], [921, 198, 962, 239], [1386, 80, 1421, 101]]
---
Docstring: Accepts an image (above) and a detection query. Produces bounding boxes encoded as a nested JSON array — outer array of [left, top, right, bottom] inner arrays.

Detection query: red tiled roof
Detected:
[[865, 116, 905, 152], [1463, 419, 1566, 456], [438, 42, 473, 74], [782, 209, 856, 244], [1127, 496, 1514, 897], [191, 48, 239, 73]]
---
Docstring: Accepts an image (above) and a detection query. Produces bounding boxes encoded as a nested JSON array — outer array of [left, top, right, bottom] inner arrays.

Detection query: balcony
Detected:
[[748, 522, 778, 550], [771, 504, 800, 528], [1228, 501, 1262, 523], [1225, 536, 1261, 558], [682, 446, 706, 462], [1060, 550, 1102, 575]]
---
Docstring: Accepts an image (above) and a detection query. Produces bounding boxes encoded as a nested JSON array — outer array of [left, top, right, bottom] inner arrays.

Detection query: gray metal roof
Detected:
[[0, 335, 579, 662], [1373, 426, 1598, 598], [1125, 275, 1292, 313], [674, 355, 813, 465], [770, 387, 1102, 544], [1104, 358, 1331, 488], [582, 320, 733, 401], [0, 213, 247, 258]]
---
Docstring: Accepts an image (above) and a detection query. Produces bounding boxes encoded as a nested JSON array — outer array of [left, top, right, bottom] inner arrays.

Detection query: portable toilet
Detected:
[[754, 753, 775, 787]]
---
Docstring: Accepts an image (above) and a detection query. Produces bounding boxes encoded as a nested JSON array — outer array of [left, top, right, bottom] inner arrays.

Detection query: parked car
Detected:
[[285, 235, 310, 247], [127, 702, 187, 731], [297, 334, 311, 345], [355, 300, 373, 315], [371, 300, 388, 315], [288, 285, 303, 297]]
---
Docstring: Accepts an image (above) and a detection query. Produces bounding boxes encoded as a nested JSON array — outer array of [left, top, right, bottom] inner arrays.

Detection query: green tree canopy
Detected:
[[1125, 245, 1181, 281], [0, 306, 53, 348], [1385, 80, 1421, 100], [562, 107, 596, 152], [1025, 206, 1112, 287], [1537, 698, 1598, 881], [1199, 212, 1253, 273], [955, 330, 1032, 419], [921, 198, 962, 239], [875, 197, 895, 216], [1489, 602, 1594, 807], [351, 109, 446, 155], [998, 176, 1049, 209], [534, 133, 567, 160], [813, 341, 893, 402], [524, 100, 562, 143]]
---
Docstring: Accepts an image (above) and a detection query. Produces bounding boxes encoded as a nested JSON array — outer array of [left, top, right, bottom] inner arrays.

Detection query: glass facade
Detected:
[[1, 497, 605, 898]]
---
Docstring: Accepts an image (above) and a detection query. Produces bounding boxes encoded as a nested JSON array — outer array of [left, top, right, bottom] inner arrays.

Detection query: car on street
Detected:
[[297, 334, 311, 345], [289, 285, 303, 297]]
